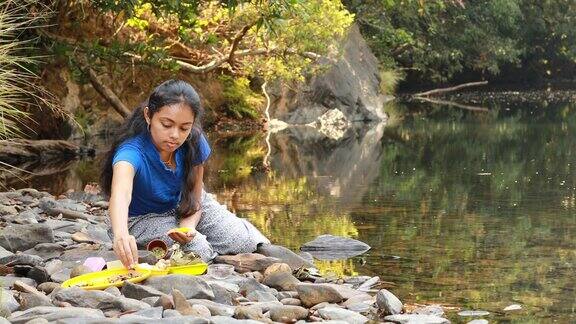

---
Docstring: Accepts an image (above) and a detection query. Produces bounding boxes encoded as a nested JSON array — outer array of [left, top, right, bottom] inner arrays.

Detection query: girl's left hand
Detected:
[[167, 228, 196, 245]]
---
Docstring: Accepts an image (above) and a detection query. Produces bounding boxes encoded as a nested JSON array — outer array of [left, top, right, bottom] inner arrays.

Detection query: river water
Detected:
[[5, 91, 576, 322]]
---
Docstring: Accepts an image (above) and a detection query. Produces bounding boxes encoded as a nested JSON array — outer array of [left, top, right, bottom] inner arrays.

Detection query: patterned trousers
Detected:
[[108, 190, 269, 262]]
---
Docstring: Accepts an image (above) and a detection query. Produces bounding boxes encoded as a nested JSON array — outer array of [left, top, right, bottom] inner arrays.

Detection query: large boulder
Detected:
[[269, 24, 388, 125]]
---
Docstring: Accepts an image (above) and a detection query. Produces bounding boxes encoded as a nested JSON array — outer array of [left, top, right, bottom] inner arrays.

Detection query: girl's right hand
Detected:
[[113, 234, 138, 268]]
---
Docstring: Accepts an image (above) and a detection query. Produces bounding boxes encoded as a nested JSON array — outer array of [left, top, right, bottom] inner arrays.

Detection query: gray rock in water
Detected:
[[376, 289, 403, 315], [8, 306, 105, 324], [263, 271, 301, 291], [413, 305, 445, 317], [318, 306, 369, 324], [122, 281, 167, 300], [144, 275, 214, 300], [0, 224, 54, 253], [458, 310, 490, 317], [256, 244, 314, 269], [269, 305, 309, 322], [300, 235, 370, 260], [295, 283, 343, 307], [52, 287, 150, 312], [247, 290, 278, 302], [384, 314, 451, 324], [467, 320, 489, 324]]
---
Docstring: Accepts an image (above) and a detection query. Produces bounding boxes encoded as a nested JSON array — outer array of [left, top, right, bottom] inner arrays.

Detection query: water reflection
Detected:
[[3, 94, 575, 321]]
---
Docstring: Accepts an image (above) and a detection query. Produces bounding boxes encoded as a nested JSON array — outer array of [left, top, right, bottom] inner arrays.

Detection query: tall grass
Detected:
[[379, 69, 402, 96], [0, 0, 61, 139]]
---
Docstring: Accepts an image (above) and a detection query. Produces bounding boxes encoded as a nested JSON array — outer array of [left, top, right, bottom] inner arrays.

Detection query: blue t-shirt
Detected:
[[112, 131, 211, 217]]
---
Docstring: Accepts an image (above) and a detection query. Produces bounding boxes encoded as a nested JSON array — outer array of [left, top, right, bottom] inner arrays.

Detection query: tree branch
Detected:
[[228, 23, 255, 68], [85, 68, 131, 118], [414, 81, 488, 97]]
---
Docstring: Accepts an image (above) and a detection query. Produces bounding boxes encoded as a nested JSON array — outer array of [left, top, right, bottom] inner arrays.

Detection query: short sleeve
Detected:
[[112, 144, 143, 173], [194, 132, 211, 165]]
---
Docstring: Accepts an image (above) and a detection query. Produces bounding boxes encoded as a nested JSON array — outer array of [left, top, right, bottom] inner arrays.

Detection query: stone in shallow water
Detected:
[[467, 320, 489, 324], [295, 283, 343, 307], [458, 310, 490, 317], [413, 305, 445, 317], [384, 314, 450, 324], [503, 304, 522, 311], [0, 224, 54, 252], [300, 234, 370, 260], [257, 244, 315, 269], [376, 289, 403, 315], [8, 306, 105, 324], [317, 306, 369, 324]]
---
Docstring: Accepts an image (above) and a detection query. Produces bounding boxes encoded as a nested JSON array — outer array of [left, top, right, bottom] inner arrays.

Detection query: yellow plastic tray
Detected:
[[135, 264, 169, 277], [61, 268, 152, 290], [174, 227, 191, 233], [168, 263, 208, 275]]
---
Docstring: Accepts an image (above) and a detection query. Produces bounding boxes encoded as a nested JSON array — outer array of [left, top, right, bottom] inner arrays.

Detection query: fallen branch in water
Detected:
[[414, 81, 488, 97], [415, 96, 489, 112]]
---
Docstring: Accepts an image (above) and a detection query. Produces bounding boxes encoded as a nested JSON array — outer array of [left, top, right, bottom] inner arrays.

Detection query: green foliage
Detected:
[[345, 0, 576, 84], [0, 0, 60, 139], [86, 0, 353, 82], [379, 69, 402, 95], [219, 75, 263, 119]]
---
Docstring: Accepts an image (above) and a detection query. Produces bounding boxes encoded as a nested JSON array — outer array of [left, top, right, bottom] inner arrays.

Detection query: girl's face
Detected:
[[144, 103, 195, 154]]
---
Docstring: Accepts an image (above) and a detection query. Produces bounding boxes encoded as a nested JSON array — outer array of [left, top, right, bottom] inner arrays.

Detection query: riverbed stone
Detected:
[[247, 290, 278, 302], [187, 299, 235, 317], [52, 287, 150, 312], [23, 243, 64, 261], [122, 306, 163, 319], [295, 283, 343, 307], [300, 235, 370, 260], [209, 281, 240, 305], [162, 309, 181, 318], [122, 281, 166, 300], [0, 276, 37, 288], [0, 246, 12, 259], [154, 294, 174, 309], [141, 296, 160, 306], [280, 297, 301, 306], [263, 262, 292, 278], [376, 289, 403, 315], [18, 292, 53, 310], [144, 275, 214, 300], [263, 271, 300, 291], [8, 306, 105, 324], [269, 305, 309, 322], [257, 244, 314, 269], [50, 268, 71, 283], [234, 305, 267, 321], [384, 314, 450, 324], [37, 282, 60, 294], [215, 253, 280, 273], [6, 210, 38, 224], [0, 253, 43, 267], [0, 224, 54, 252], [69, 264, 92, 278], [318, 306, 369, 323], [467, 320, 489, 324], [1, 288, 19, 312], [173, 289, 203, 316]]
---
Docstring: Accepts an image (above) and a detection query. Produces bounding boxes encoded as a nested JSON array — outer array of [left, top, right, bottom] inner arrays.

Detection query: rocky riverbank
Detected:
[[0, 188, 453, 323]]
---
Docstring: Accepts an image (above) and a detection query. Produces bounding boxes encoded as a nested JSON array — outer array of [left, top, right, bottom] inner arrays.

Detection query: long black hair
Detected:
[[100, 79, 205, 217]]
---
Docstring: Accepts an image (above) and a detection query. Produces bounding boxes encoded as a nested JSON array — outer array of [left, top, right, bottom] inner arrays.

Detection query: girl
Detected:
[[101, 79, 269, 267]]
